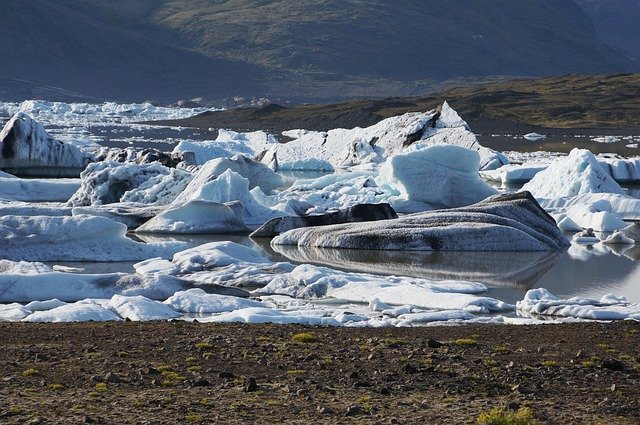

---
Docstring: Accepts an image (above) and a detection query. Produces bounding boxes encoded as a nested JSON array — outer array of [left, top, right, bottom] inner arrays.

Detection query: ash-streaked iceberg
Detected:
[[273, 192, 569, 251], [272, 102, 507, 171], [0, 112, 92, 177]]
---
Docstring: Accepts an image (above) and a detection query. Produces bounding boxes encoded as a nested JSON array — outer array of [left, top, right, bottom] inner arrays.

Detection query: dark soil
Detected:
[[1, 321, 639, 424]]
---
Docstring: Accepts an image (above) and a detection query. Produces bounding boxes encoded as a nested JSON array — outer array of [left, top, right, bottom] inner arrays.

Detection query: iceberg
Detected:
[[0, 176, 79, 202], [273, 192, 569, 251], [251, 203, 397, 237], [0, 112, 92, 177], [522, 148, 624, 201], [172, 130, 277, 165], [272, 102, 507, 171], [67, 161, 185, 206], [137, 169, 288, 233], [377, 145, 498, 209]]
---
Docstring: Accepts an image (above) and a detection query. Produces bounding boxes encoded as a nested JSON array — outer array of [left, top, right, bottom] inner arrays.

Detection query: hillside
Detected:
[[1, 0, 637, 103], [159, 74, 640, 133], [576, 0, 640, 65]]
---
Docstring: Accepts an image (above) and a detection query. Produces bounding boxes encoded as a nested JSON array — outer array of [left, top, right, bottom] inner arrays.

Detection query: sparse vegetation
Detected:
[[477, 406, 536, 425], [291, 332, 318, 343], [22, 368, 39, 377]]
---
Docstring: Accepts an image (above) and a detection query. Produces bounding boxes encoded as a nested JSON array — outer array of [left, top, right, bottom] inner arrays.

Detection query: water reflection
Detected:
[[271, 245, 562, 289]]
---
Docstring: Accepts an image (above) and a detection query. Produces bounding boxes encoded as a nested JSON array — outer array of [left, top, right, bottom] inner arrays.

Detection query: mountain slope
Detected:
[[1, 0, 637, 102], [0, 1, 267, 102], [576, 0, 640, 65]]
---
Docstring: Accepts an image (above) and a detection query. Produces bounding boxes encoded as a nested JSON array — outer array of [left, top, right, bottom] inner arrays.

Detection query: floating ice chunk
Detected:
[[368, 298, 392, 312], [592, 136, 620, 144], [67, 161, 176, 206], [109, 294, 181, 321], [377, 145, 497, 209], [24, 299, 67, 311], [273, 102, 497, 171], [121, 168, 193, 205], [0, 259, 53, 274], [564, 200, 628, 232], [134, 258, 179, 276], [481, 163, 547, 185], [522, 149, 624, 200], [196, 306, 341, 325], [0, 215, 185, 261], [0, 177, 80, 202], [381, 305, 415, 317], [138, 169, 287, 233], [279, 158, 335, 172], [164, 288, 263, 314], [256, 263, 510, 313], [23, 300, 122, 322], [517, 288, 640, 321], [176, 155, 283, 200], [571, 228, 600, 244], [172, 130, 276, 165], [596, 156, 640, 183], [554, 214, 583, 232], [396, 310, 475, 326], [544, 192, 640, 222], [171, 241, 270, 272], [602, 230, 635, 245], [523, 132, 546, 141], [0, 303, 31, 321], [0, 112, 92, 177]]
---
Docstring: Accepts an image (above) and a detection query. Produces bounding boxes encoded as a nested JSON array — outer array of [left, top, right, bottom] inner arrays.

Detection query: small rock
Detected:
[[192, 379, 211, 387], [427, 339, 443, 348], [218, 371, 235, 379], [402, 364, 418, 374], [601, 359, 624, 371], [105, 372, 123, 383], [611, 384, 616, 392], [35, 353, 48, 361], [243, 377, 257, 392], [345, 404, 364, 417]]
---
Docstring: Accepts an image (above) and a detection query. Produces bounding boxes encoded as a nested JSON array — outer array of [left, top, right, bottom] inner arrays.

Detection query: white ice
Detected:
[[0, 177, 79, 202], [0, 214, 185, 261], [517, 288, 640, 321], [522, 148, 624, 200]]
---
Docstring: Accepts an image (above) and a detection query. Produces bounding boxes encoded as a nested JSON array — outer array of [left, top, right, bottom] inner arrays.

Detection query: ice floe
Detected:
[[0, 176, 80, 202], [0, 214, 185, 261], [517, 288, 640, 321]]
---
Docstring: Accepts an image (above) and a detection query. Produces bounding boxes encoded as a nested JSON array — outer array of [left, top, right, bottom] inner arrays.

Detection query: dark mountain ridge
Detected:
[[1, 0, 637, 103]]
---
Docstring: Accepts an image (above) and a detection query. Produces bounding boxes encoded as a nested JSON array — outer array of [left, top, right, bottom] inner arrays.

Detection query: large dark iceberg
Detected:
[[272, 192, 570, 251]]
